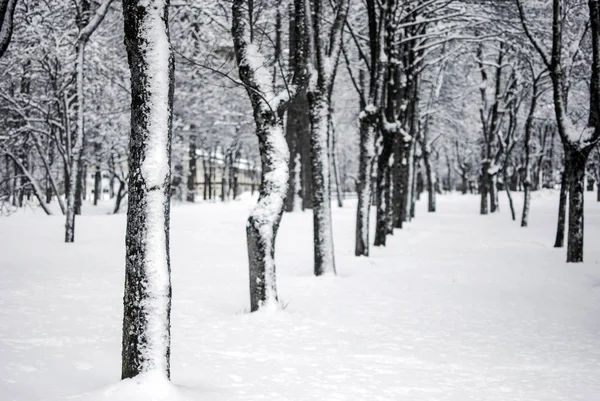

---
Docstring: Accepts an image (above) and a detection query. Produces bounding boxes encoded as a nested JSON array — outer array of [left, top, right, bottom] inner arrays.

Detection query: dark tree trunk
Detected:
[[566, 148, 590, 262], [480, 162, 489, 215], [392, 138, 404, 228], [187, 134, 196, 202], [284, 6, 310, 212], [113, 178, 126, 214], [423, 153, 435, 212], [93, 168, 101, 206], [554, 166, 568, 248], [374, 135, 393, 247], [121, 0, 174, 380], [0, 0, 18, 58]]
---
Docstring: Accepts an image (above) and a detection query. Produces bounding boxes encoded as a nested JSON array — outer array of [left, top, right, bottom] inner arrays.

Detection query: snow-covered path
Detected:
[[1, 192, 600, 401]]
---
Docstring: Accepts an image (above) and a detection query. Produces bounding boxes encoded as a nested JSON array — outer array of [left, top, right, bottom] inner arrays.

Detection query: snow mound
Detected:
[[69, 372, 198, 401]]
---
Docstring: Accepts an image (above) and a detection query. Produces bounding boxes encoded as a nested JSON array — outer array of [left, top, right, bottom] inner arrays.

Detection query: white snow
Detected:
[[138, 0, 172, 189], [132, 0, 173, 376], [2, 191, 600, 400]]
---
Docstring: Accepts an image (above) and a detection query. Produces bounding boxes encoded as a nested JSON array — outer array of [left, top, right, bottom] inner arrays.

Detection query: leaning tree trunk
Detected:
[[247, 120, 288, 311], [566, 148, 590, 262], [121, 0, 174, 380], [0, 0, 18, 58], [64, 43, 86, 243], [355, 115, 375, 256], [308, 91, 336, 275], [554, 165, 569, 248]]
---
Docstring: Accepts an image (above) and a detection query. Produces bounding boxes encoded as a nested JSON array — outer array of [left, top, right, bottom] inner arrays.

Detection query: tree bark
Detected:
[[374, 134, 393, 247], [246, 121, 287, 311], [355, 115, 375, 255], [423, 152, 435, 212], [480, 162, 489, 215], [490, 173, 499, 213], [91, 168, 100, 205], [566, 148, 590, 262], [308, 92, 336, 275], [554, 165, 568, 248], [187, 134, 196, 202], [121, 0, 174, 380], [0, 0, 18, 58]]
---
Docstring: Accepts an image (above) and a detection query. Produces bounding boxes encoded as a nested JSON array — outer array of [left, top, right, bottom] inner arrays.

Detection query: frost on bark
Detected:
[[306, 0, 349, 275], [517, 0, 600, 261], [355, 113, 376, 255], [308, 93, 336, 275], [65, 0, 114, 243], [0, 0, 17, 58], [232, 0, 308, 310], [121, 0, 174, 379]]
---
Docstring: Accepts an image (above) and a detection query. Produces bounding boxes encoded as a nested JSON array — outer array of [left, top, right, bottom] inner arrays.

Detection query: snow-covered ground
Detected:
[[1, 191, 600, 401]]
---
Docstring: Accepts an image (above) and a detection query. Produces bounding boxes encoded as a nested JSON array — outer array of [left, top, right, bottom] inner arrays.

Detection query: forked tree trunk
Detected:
[[232, 0, 308, 309], [355, 115, 376, 255], [121, 0, 174, 380]]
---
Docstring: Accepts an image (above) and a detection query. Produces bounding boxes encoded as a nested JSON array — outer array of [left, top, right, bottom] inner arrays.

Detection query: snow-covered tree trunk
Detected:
[[308, 92, 336, 275], [0, 0, 17, 58], [490, 173, 499, 213], [121, 0, 174, 379], [232, 0, 308, 310], [374, 134, 393, 247], [306, 0, 348, 275], [65, 42, 86, 242], [65, 0, 114, 243], [355, 113, 376, 255], [246, 120, 288, 311]]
